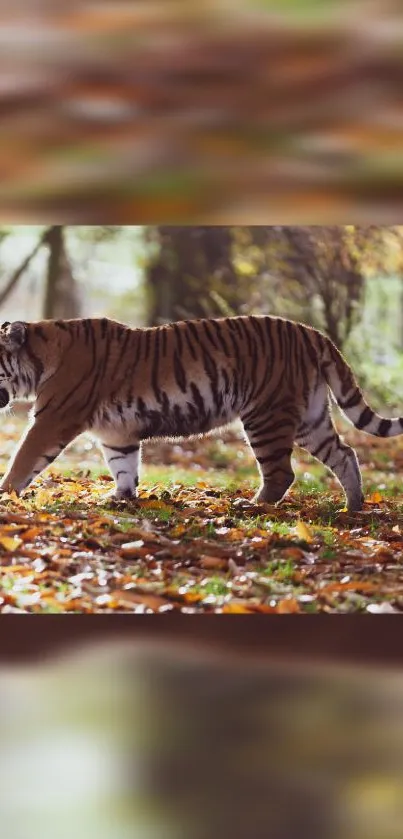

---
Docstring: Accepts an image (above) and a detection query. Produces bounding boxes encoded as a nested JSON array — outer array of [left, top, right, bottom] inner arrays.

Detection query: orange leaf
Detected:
[[222, 603, 253, 613], [321, 581, 376, 594], [165, 587, 202, 603], [224, 528, 246, 541], [280, 547, 305, 560], [170, 524, 186, 537], [249, 603, 279, 614], [367, 491, 383, 504], [276, 597, 300, 614], [0, 564, 31, 573], [20, 527, 41, 541]]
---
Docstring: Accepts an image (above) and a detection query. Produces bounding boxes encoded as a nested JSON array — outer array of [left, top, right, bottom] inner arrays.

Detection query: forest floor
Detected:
[[0, 408, 402, 614]]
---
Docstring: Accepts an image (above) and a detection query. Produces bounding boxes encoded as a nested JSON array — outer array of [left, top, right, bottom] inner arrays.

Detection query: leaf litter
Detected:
[[0, 412, 402, 613]]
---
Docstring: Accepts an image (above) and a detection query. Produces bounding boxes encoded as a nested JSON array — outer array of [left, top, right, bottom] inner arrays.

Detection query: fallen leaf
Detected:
[[170, 524, 187, 537], [366, 602, 399, 614], [109, 590, 173, 611], [0, 564, 33, 574], [141, 500, 173, 513], [20, 527, 42, 541], [32, 490, 52, 507], [372, 548, 395, 562], [222, 602, 254, 613], [276, 597, 300, 613], [199, 555, 228, 570], [0, 536, 23, 552], [295, 520, 314, 543], [223, 528, 246, 541], [280, 547, 305, 560], [321, 581, 377, 594], [249, 602, 280, 613], [120, 540, 152, 558], [368, 491, 383, 504]]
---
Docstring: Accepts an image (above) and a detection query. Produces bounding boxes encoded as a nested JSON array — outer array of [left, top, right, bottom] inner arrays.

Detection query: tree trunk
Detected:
[[43, 226, 82, 320], [400, 275, 403, 351], [146, 226, 238, 326]]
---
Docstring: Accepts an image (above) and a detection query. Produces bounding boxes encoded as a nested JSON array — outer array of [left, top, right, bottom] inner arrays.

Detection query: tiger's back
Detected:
[[0, 314, 402, 512], [89, 315, 317, 440]]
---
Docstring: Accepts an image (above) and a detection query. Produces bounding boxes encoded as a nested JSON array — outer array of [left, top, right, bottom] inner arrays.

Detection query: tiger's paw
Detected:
[[0, 475, 20, 495], [110, 487, 138, 504], [346, 494, 365, 514], [254, 487, 286, 505], [255, 476, 294, 505]]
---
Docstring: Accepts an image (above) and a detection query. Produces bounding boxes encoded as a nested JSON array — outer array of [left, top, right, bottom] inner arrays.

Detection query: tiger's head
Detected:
[[0, 320, 30, 408]]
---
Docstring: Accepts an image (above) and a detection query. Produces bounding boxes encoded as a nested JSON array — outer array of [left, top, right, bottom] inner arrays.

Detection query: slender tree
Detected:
[[43, 226, 82, 319]]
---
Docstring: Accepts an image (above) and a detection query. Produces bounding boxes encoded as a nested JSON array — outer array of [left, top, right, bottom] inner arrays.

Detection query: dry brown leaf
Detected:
[[321, 581, 377, 594], [109, 590, 173, 611], [120, 541, 152, 558], [199, 555, 228, 570], [372, 548, 395, 563], [14, 549, 43, 560]]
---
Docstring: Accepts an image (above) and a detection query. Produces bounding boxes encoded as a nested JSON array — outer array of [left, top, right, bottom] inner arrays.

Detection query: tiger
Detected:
[[0, 315, 401, 512]]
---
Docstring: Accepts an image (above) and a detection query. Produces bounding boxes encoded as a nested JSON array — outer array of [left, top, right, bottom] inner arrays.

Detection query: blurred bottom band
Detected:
[[0, 618, 402, 839], [0, 614, 402, 666]]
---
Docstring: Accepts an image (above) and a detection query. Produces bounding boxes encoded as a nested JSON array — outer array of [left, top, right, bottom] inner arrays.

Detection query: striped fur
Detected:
[[0, 316, 401, 511]]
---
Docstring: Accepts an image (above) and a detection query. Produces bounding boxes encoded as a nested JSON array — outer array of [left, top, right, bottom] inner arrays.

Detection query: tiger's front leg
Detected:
[[101, 441, 141, 499], [0, 420, 79, 495]]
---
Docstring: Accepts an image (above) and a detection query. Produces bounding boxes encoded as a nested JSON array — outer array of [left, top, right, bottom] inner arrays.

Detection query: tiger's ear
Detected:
[[3, 321, 27, 350]]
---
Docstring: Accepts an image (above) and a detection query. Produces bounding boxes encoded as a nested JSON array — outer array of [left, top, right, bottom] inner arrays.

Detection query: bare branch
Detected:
[[0, 228, 50, 309]]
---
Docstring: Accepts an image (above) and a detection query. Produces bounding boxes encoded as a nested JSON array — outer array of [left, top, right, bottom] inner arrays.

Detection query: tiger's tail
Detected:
[[319, 334, 403, 437]]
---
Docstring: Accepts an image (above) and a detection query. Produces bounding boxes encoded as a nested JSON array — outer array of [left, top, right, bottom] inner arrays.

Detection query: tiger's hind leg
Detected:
[[101, 440, 141, 500], [242, 408, 298, 504], [296, 412, 364, 512]]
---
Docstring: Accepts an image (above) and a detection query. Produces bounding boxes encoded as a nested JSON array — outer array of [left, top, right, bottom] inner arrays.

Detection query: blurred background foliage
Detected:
[[1, 223, 403, 409], [0, 1, 403, 221]]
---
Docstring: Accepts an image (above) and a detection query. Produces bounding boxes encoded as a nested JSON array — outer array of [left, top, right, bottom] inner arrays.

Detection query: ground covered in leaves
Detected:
[[0, 408, 402, 613]]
